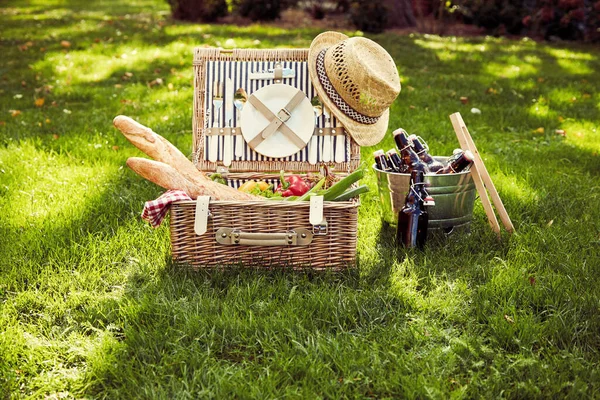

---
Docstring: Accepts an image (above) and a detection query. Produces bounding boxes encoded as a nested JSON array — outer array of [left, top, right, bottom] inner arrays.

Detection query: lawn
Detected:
[[1, 0, 599, 398]]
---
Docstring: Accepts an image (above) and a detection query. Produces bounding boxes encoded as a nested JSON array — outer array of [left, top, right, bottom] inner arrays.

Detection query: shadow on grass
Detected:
[[2, 2, 600, 396]]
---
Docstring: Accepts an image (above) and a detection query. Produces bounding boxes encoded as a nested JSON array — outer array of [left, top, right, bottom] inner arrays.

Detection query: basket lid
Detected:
[[192, 48, 360, 173]]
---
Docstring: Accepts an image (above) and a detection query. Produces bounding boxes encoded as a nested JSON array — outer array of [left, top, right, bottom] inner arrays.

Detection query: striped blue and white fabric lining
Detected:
[[204, 60, 346, 163]]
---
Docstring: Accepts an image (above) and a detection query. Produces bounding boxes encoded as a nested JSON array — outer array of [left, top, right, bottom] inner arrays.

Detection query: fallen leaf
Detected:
[[148, 78, 163, 87], [112, 145, 119, 151], [470, 107, 481, 114], [571, 97, 577, 103], [9, 110, 21, 117], [582, 93, 591, 99], [558, 116, 565, 122], [537, 77, 545, 83], [504, 314, 514, 324], [486, 87, 498, 95], [52, 134, 59, 140], [0, 121, 5, 126], [534, 127, 544, 134], [253, 39, 261, 45], [406, 85, 415, 92], [409, 105, 416, 109], [63, 109, 71, 114], [21, 81, 27, 87], [547, 219, 554, 227], [528, 276, 536, 286], [460, 96, 469, 104], [45, 119, 51, 123], [167, 83, 174, 90], [14, 94, 23, 99], [114, 84, 122, 88], [34, 98, 44, 107], [162, 115, 169, 121], [555, 129, 566, 137], [60, 40, 71, 48]]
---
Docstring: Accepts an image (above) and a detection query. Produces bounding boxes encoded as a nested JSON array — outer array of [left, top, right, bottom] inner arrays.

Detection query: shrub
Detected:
[[455, 0, 599, 41], [349, 0, 388, 33], [233, 0, 283, 21], [166, 0, 228, 22]]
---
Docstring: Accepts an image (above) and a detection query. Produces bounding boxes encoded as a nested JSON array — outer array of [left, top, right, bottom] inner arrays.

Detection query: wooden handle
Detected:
[[113, 115, 207, 183], [450, 112, 514, 234], [126, 157, 259, 201], [449, 113, 501, 236]]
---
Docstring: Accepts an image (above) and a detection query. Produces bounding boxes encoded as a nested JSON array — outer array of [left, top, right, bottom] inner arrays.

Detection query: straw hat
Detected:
[[308, 31, 401, 147]]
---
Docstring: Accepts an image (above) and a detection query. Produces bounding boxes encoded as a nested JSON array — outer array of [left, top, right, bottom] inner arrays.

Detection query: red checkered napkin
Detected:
[[141, 190, 192, 228]]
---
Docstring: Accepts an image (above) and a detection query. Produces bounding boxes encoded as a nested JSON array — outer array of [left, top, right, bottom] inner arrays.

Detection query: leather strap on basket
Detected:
[[247, 90, 307, 149]]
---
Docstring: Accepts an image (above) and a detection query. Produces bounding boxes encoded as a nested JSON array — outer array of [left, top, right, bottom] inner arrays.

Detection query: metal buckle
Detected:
[[277, 108, 291, 122], [312, 221, 328, 235]]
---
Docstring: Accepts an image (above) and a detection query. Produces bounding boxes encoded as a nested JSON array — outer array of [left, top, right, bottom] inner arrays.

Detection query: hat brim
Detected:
[[308, 31, 390, 147]]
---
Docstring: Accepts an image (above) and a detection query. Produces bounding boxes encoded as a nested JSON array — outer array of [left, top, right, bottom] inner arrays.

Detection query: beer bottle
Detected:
[[397, 165, 433, 248], [386, 149, 403, 173], [410, 135, 444, 173], [392, 128, 429, 173], [373, 149, 392, 172], [436, 149, 474, 174]]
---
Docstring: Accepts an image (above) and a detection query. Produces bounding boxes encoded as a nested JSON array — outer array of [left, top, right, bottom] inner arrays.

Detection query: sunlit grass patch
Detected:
[[1, 0, 600, 398]]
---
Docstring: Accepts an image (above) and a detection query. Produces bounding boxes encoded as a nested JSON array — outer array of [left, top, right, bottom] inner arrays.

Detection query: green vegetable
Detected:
[[298, 177, 326, 201], [322, 169, 365, 201], [332, 185, 369, 201], [209, 173, 227, 185], [283, 195, 299, 201]]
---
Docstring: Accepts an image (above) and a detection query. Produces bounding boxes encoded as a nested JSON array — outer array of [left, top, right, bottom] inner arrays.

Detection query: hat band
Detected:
[[316, 49, 379, 125]]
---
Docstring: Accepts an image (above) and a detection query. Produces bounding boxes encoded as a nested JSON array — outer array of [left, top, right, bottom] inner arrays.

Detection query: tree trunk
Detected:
[[383, 0, 417, 28]]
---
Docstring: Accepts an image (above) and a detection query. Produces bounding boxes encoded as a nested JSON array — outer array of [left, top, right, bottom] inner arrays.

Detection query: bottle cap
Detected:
[[423, 196, 435, 206], [463, 150, 474, 161], [386, 148, 398, 155], [453, 148, 463, 154], [373, 149, 385, 157], [392, 128, 408, 137]]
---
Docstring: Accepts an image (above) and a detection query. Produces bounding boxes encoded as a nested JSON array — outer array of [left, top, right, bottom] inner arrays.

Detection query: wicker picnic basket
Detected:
[[169, 48, 362, 269]]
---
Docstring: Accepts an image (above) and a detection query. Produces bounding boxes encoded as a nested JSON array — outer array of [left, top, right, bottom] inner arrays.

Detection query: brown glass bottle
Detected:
[[386, 149, 403, 173], [436, 149, 474, 174], [392, 128, 428, 173], [374, 149, 392, 172], [397, 165, 430, 248], [410, 135, 444, 173]]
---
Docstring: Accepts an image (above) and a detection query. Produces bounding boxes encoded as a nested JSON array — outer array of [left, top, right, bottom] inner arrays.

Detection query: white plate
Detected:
[[241, 83, 313, 158]]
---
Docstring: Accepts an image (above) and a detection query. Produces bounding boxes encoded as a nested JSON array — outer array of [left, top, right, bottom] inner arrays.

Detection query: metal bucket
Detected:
[[374, 157, 476, 233]]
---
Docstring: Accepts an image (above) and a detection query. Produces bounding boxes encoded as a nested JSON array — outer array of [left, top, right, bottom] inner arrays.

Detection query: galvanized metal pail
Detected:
[[374, 157, 476, 233]]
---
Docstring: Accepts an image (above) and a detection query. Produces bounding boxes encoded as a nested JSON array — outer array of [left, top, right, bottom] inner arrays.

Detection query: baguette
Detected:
[[126, 157, 259, 201], [114, 115, 208, 183]]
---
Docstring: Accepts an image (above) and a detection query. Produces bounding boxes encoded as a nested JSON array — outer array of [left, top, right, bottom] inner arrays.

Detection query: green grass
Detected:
[[1, 0, 600, 398]]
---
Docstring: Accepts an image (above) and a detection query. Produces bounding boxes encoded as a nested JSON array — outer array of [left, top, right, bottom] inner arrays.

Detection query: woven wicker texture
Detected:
[[167, 48, 360, 269], [308, 32, 401, 147], [170, 200, 358, 269]]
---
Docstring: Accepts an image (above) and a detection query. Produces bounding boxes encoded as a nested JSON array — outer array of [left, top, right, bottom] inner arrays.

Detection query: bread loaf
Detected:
[[126, 157, 259, 201], [114, 115, 207, 183]]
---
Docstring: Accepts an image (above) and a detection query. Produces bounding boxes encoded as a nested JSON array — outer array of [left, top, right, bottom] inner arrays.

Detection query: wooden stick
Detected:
[[114, 115, 208, 183], [450, 112, 514, 233], [449, 113, 501, 236]]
